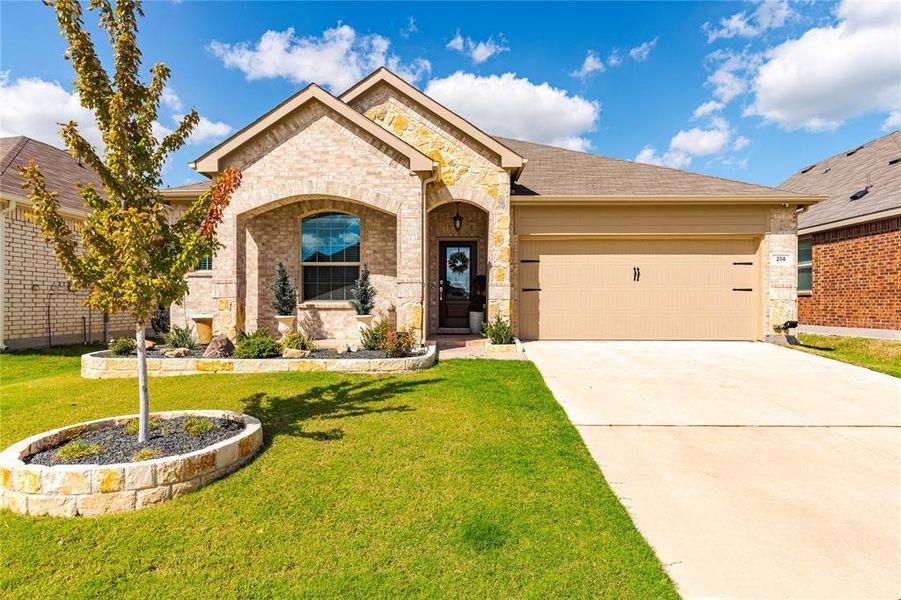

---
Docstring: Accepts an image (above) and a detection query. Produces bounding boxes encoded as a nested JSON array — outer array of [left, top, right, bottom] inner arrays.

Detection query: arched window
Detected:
[[301, 212, 361, 301]]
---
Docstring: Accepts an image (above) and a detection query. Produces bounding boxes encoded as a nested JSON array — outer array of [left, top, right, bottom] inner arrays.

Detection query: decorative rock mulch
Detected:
[[0, 410, 262, 518]]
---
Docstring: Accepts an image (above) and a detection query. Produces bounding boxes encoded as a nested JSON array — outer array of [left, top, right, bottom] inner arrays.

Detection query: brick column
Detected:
[[763, 206, 798, 340]]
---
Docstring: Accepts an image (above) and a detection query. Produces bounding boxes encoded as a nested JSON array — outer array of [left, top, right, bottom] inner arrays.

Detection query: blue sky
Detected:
[[1, 1, 898, 187]]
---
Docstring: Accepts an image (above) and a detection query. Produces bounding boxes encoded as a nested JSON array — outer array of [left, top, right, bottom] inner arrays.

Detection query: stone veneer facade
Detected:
[[762, 206, 800, 338]]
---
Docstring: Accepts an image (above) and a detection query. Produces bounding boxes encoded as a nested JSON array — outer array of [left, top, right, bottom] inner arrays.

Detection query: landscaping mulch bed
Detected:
[[25, 416, 244, 466], [97, 345, 428, 360]]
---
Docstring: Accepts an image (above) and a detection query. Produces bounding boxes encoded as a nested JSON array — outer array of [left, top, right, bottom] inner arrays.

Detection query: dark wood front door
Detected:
[[439, 241, 476, 329]]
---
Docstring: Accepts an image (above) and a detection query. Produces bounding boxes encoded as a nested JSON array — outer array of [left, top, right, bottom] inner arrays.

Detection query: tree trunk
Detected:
[[136, 321, 150, 443]]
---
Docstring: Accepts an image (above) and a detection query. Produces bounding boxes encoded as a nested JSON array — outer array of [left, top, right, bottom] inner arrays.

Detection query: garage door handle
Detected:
[[733, 261, 753, 265], [633, 266, 641, 281], [732, 288, 753, 292], [522, 288, 541, 292], [521, 259, 539, 263]]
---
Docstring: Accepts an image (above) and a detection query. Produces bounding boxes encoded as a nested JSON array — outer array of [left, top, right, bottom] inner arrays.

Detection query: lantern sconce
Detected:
[[452, 202, 463, 232]]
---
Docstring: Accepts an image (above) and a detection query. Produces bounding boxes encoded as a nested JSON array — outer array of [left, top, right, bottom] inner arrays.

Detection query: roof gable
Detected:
[[191, 84, 435, 175], [340, 68, 524, 172]]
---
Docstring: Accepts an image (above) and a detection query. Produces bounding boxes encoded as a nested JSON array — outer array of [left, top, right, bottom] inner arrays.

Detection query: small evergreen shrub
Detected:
[[131, 448, 162, 461], [234, 329, 282, 358], [349, 264, 376, 315], [482, 315, 513, 345], [282, 332, 316, 351], [182, 417, 220, 437], [55, 440, 103, 461], [123, 416, 162, 436], [109, 338, 136, 356], [360, 319, 391, 350], [271, 262, 297, 316], [164, 324, 195, 349], [383, 328, 415, 358]]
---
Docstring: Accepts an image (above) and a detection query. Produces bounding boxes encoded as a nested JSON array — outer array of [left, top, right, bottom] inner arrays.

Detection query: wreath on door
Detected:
[[448, 250, 470, 274]]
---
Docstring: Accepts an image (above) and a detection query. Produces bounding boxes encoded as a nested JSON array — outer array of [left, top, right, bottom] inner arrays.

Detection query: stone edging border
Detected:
[[0, 410, 262, 517], [81, 344, 437, 378]]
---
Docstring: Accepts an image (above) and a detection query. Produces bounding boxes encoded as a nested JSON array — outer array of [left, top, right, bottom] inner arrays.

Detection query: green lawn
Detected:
[[791, 334, 901, 378], [0, 347, 676, 598]]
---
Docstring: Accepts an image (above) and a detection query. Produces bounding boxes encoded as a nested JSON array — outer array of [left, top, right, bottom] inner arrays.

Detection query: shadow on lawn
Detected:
[[241, 376, 442, 444]]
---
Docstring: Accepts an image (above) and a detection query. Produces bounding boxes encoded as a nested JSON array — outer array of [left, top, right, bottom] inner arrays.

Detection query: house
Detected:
[[0, 136, 134, 350], [153, 67, 820, 343], [780, 131, 900, 339]]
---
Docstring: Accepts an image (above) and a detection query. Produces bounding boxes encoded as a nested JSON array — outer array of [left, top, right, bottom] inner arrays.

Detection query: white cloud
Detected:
[[746, 0, 901, 131], [636, 116, 734, 168], [571, 51, 605, 80], [607, 49, 622, 67], [446, 31, 509, 64], [628, 38, 658, 61], [883, 111, 901, 131], [400, 16, 418, 39], [705, 48, 759, 103], [0, 73, 103, 148], [704, 0, 794, 42], [161, 86, 183, 112], [692, 100, 725, 119], [424, 71, 600, 151], [173, 115, 233, 145], [208, 24, 430, 91], [733, 135, 751, 150]]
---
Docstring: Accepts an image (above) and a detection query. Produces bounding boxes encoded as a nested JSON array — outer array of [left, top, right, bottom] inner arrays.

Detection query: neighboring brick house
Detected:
[[162, 68, 821, 344], [781, 131, 900, 338], [0, 136, 134, 350]]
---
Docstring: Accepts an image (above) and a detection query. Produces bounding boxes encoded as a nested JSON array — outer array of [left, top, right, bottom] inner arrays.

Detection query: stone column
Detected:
[[396, 200, 424, 340], [763, 206, 798, 340], [487, 172, 513, 323], [211, 211, 245, 339]]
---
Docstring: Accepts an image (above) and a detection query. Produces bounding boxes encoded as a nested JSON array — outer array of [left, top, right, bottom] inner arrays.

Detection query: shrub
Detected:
[[109, 338, 136, 356], [131, 447, 162, 462], [123, 416, 162, 436], [271, 262, 297, 316], [55, 440, 103, 461], [282, 332, 316, 351], [234, 329, 282, 358], [235, 327, 272, 344], [164, 324, 195, 349], [349, 263, 376, 315], [150, 304, 170, 336], [360, 319, 390, 350], [482, 315, 513, 345], [383, 328, 415, 358], [182, 417, 220, 437]]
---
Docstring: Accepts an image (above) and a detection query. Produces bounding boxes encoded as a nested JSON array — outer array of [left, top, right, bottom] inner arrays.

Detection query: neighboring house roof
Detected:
[[340, 67, 525, 172], [498, 137, 812, 200], [780, 131, 901, 233], [191, 83, 436, 175], [1, 136, 104, 214]]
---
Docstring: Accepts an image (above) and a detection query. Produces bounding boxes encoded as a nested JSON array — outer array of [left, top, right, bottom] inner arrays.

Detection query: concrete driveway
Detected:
[[524, 341, 901, 600]]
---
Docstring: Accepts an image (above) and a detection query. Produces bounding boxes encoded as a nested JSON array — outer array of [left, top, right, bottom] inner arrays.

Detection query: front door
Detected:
[[439, 241, 476, 329]]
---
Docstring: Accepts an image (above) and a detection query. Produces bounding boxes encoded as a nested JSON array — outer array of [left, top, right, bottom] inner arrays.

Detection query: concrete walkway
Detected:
[[525, 341, 901, 600]]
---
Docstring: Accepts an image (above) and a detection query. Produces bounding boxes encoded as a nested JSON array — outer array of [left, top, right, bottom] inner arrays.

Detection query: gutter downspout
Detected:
[[0, 197, 17, 352], [420, 163, 440, 346]]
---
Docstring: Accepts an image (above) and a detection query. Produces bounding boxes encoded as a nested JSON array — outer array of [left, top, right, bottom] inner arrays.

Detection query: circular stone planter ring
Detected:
[[0, 410, 262, 518]]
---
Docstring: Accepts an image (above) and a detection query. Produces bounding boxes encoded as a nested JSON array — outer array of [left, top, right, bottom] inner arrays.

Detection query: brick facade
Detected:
[[799, 217, 901, 330], [2, 207, 134, 350]]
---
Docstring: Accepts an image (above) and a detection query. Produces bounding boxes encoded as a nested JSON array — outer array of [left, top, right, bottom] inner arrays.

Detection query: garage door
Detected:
[[518, 238, 759, 340]]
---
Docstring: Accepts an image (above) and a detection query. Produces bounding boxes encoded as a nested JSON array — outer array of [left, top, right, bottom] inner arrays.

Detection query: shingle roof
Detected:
[[780, 131, 901, 231], [496, 137, 807, 198], [163, 180, 209, 192], [1, 136, 105, 213]]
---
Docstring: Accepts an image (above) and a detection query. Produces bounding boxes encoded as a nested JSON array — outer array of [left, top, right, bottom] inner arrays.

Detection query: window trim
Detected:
[[797, 237, 812, 294], [300, 210, 362, 303]]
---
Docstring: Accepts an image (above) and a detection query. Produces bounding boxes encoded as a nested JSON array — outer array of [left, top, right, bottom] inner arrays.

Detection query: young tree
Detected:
[[349, 264, 377, 315], [270, 262, 297, 316], [18, 0, 242, 443]]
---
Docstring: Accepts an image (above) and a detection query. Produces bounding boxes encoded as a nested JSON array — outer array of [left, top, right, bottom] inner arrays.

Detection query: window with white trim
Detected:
[[196, 253, 213, 271], [301, 212, 361, 301], [798, 238, 812, 292]]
